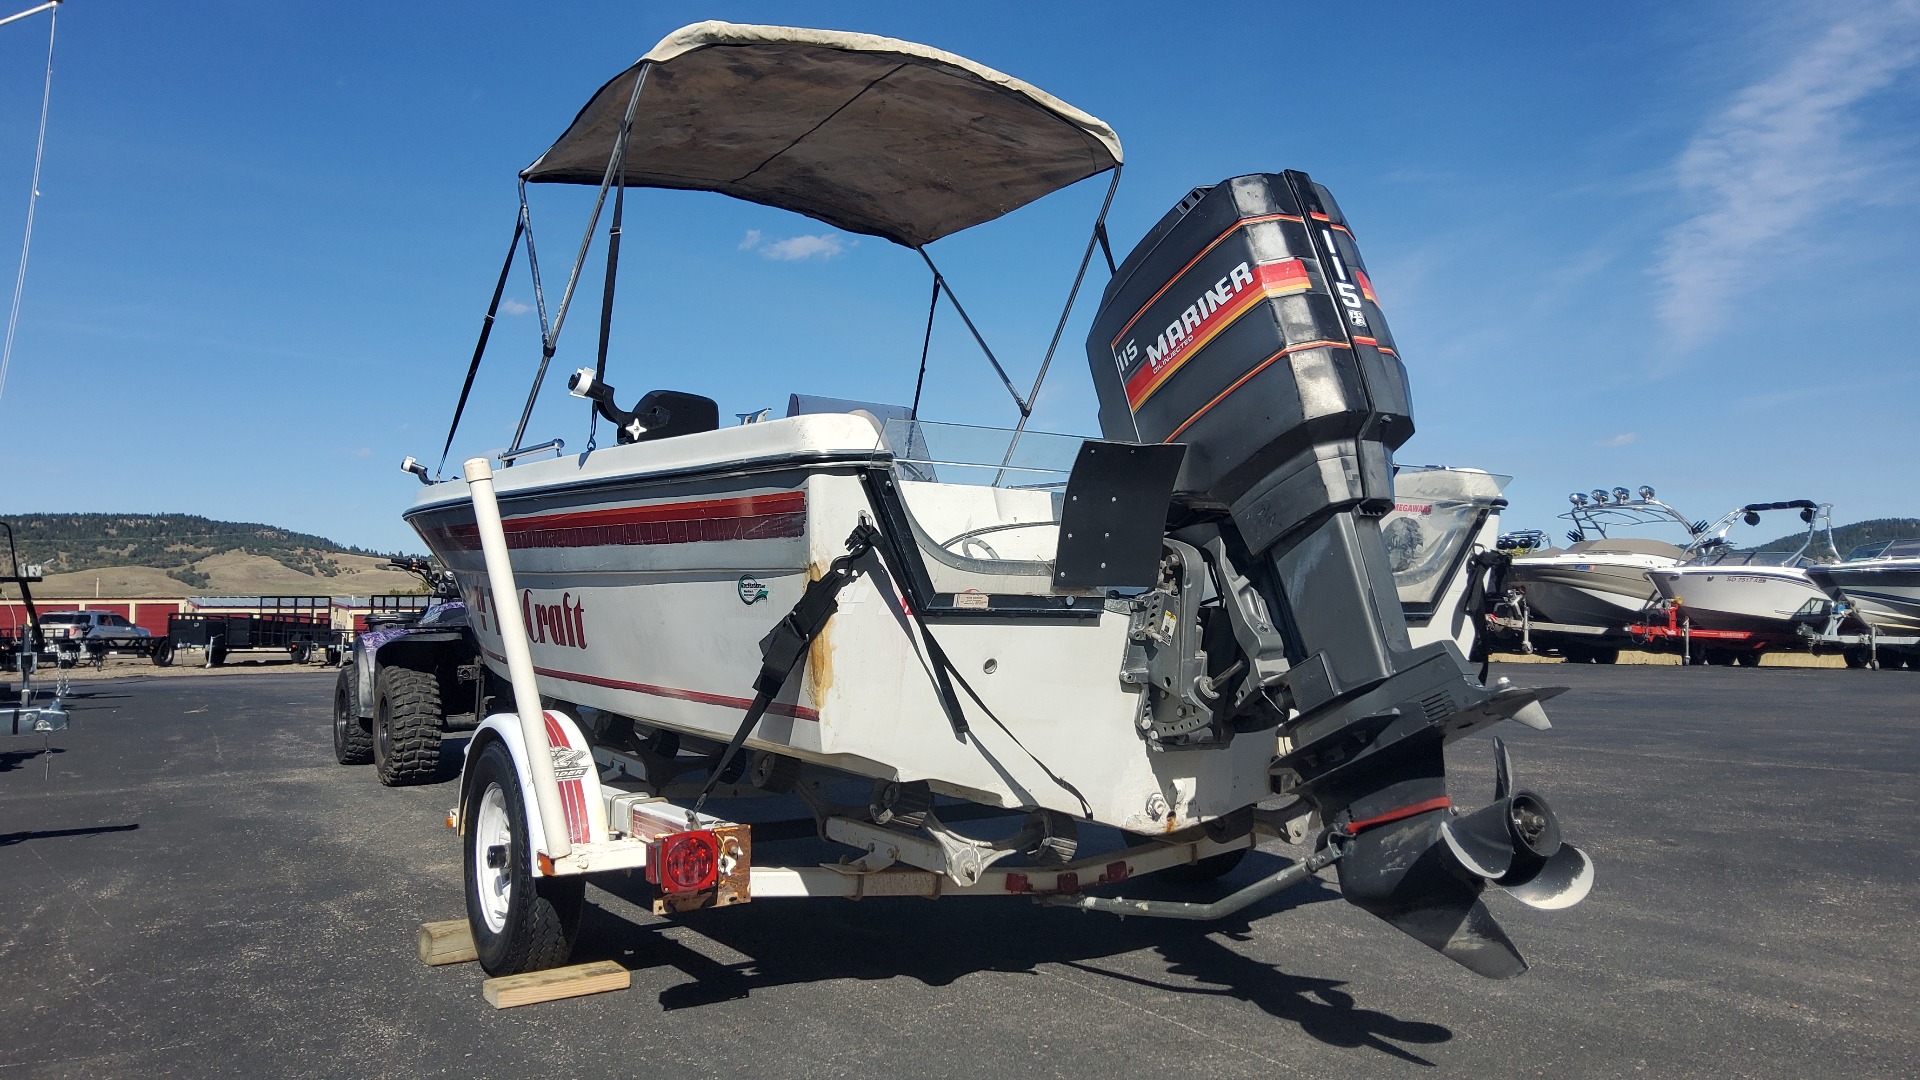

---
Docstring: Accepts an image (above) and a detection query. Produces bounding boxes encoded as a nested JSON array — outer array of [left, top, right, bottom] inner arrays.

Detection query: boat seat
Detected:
[[627, 390, 719, 443]]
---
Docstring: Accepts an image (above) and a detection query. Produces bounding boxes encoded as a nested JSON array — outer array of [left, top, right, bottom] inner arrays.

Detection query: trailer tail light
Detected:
[[646, 829, 720, 894]]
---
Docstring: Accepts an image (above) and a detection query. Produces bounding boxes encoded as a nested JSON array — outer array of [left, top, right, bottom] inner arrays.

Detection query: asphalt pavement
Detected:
[[2, 664, 1915, 1078]]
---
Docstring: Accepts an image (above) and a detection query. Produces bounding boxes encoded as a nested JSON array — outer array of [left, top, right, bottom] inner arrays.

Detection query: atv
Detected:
[[331, 558, 495, 785]]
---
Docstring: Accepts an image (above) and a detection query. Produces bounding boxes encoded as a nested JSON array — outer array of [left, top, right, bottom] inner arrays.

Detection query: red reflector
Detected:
[[647, 830, 719, 894]]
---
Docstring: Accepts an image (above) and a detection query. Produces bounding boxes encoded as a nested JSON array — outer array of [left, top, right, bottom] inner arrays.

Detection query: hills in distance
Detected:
[[1, 513, 426, 598]]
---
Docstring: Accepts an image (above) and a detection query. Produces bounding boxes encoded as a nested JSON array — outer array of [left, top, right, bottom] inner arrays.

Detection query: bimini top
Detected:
[[521, 21, 1123, 248]]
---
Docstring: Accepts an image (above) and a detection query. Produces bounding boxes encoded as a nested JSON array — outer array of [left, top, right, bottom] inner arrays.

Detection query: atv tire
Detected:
[[464, 740, 583, 975], [333, 664, 373, 765], [373, 661, 445, 786]]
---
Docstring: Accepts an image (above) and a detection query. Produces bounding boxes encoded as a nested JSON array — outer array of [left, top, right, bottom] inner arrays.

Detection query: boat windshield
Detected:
[[1381, 468, 1510, 614], [1846, 538, 1920, 561], [881, 419, 1088, 596], [1688, 548, 1806, 568]]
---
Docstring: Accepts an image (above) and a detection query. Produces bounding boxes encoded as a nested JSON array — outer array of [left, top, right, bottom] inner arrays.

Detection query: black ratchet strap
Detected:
[[436, 212, 524, 477], [1464, 549, 1511, 684], [692, 522, 881, 816]]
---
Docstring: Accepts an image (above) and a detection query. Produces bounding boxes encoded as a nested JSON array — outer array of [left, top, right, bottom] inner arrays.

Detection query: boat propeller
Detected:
[[1331, 737, 1593, 979]]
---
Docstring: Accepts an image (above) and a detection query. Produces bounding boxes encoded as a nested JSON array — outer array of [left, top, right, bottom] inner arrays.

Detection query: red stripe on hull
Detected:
[[426, 493, 805, 552]]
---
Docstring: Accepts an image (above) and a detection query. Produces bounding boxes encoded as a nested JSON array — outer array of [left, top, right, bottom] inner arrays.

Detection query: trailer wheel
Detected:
[[463, 740, 583, 975], [291, 642, 313, 665], [1843, 648, 1868, 669], [373, 662, 445, 786], [1591, 648, 1620, 665], [1736, 651, 1762, 667], [333, 664, 373, 765], [151, 639, 173, 667]]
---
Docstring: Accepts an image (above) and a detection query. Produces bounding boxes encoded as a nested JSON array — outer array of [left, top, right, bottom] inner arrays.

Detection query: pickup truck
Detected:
[[38, 610, 154, 665]]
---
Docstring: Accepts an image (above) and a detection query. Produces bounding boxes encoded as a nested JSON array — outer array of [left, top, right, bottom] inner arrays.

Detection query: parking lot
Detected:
[[3, 665, 1915, 1078]]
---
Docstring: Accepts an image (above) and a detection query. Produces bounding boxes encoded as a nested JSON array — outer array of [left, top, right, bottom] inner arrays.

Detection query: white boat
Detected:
[[1504, 487, 1698, 633], [404, 22, 1589, 981], [1647, 501, 1837, 635], [1806, 538, 1920, 633]]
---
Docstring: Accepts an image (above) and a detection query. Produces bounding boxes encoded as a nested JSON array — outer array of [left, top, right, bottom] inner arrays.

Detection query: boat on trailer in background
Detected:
[[401, 21, 1592, 982]]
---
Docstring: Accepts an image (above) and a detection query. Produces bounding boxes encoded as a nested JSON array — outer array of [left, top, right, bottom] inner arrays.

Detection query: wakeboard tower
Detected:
[[403, 21, 1591, 981]]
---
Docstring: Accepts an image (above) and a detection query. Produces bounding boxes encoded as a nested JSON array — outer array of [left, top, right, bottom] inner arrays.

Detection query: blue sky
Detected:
[[0, 0, 1915, 554]]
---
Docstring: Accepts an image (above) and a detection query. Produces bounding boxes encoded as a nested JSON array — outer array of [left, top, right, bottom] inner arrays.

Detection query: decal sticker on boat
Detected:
[[738, 576, 769, 605], [522, 590, 587, 649]]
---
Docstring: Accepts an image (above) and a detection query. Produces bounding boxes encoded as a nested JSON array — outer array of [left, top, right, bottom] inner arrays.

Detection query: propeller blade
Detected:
[[1504, 843, 1594, 911], [1380, 891, 1529, 980], [1493, 736, 1513, 801], [1440, 809, 1513, 879]]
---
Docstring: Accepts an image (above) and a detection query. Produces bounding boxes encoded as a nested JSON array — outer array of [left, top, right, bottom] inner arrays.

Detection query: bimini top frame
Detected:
[[435, 22, 1125, 476]]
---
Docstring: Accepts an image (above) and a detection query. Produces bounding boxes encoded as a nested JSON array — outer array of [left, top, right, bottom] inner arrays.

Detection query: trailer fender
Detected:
[[459, 708, 606, 874]]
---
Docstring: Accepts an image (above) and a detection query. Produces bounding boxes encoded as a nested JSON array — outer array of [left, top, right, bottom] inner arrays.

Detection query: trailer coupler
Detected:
[[1040, 841, 1345, 921]]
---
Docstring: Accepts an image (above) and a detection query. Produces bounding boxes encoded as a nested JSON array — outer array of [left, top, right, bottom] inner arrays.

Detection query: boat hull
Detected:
[[408, 416, 1274, 833], [1647, 566, 1829, 635], [1507, 558, 1664, 630], [1807, 563, 1920, 632]]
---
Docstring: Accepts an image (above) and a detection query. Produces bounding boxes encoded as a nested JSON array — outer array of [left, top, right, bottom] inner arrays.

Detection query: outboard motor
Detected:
[[1088, 172, 1590, 977]]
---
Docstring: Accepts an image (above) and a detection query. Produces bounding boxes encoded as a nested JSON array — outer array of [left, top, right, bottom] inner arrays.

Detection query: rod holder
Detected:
[[463, 457, 572, 859]]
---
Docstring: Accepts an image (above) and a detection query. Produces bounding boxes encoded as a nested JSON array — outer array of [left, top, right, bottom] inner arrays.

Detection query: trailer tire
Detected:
[[333, 664, 373, 765], [291, 642, 313, 665], [1736, 651, 1762, 667], [1843, 648, 1868, 669], [373, 662, 445, 786], [151, 638, 173, 667], [464, 740, 583, 975], [1591, 648, 1620, 665]]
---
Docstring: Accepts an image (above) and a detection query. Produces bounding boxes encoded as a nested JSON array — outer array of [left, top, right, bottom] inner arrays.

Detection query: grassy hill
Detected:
[[0, 513, 427, 597], [1756, 517, 1920, 556]]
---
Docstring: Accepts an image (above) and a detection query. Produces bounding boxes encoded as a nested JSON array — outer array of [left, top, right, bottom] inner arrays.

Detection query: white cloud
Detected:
[[760, 233, 846, 261], [1653, 1, 1920, 345], [1598, 433, 1637, 447], [354, 447, 373, 458], [499, 298, 531, 316], [738, 229, 762, 251]]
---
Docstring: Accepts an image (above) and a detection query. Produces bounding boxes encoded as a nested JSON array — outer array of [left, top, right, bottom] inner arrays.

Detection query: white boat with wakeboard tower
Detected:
[[1647, 500, 1837, 636]]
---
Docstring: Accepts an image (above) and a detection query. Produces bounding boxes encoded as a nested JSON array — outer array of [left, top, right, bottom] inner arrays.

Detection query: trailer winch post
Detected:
[[462, 457, 572, 859]]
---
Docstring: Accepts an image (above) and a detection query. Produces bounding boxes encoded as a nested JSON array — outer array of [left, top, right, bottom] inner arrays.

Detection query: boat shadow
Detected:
[[580, 849, 1452, 1065]]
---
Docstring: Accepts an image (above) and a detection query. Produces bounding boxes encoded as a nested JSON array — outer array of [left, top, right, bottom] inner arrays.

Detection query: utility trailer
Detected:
[[161, 596, 341, 667]]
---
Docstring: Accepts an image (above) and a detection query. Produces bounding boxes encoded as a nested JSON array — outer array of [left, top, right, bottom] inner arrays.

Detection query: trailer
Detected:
[[1485, 592, 1635, 664], [1627, 601, 1774, 666], [1789, 599, 1920, 670], [160, 596, 342, 667], [1, 523, 68, 740]]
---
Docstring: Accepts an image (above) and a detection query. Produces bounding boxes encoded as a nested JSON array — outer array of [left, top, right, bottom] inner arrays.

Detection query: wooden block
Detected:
[[482, 960, 630, 1009], [416, 919, 478, 967]]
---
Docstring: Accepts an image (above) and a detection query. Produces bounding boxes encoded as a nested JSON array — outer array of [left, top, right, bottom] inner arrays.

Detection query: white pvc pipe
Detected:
[[463, 457, 572, 859]]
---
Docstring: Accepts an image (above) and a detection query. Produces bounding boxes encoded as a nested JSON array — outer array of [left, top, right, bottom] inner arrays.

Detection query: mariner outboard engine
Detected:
[[1087, 172, 1591, 977]]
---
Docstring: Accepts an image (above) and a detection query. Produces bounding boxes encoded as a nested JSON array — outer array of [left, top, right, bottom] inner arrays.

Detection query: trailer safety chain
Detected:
[[690, 520, 882, 820]]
